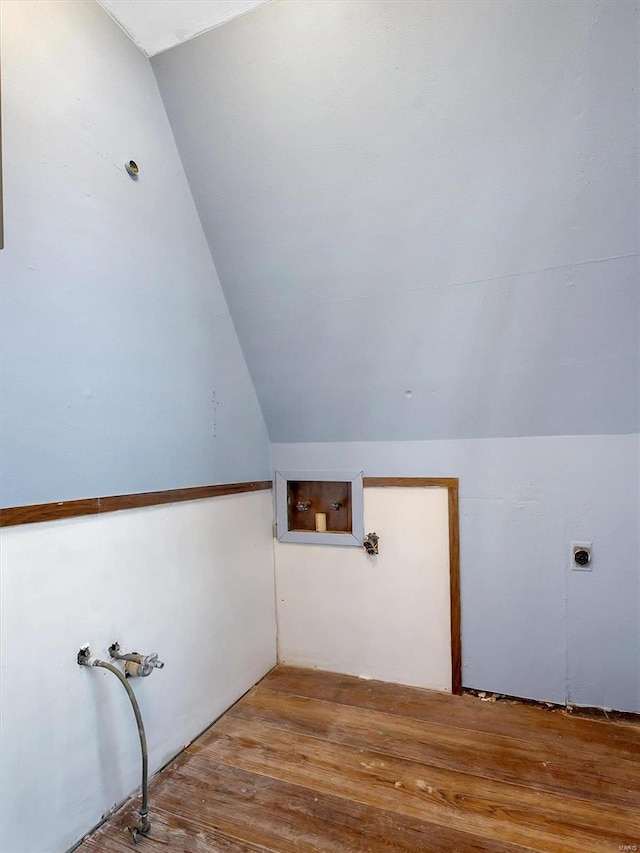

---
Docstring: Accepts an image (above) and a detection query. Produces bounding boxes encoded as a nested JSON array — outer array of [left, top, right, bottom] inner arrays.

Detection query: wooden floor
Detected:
[[83, 666, 639, 853]]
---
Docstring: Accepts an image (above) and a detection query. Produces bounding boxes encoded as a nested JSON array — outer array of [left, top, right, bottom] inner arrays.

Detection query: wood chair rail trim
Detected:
[[0, 481, 273, 528], [1, 474, 462, 696]]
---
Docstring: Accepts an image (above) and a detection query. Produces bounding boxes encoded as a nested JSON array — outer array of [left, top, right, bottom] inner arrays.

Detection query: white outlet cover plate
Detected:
[[571, 541, 593, 571]]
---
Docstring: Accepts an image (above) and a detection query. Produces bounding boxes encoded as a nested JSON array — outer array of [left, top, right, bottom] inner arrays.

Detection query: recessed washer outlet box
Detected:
[[275, 470, 364, 546], [571, 542, 593, 571]]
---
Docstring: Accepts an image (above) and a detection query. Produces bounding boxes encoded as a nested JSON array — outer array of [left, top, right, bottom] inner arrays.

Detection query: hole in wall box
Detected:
[[287, 480, 352, 533], [275, 470, 364, 546]]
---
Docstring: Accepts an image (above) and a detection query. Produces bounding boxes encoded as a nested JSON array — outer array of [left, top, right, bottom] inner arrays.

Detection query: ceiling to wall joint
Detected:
[[97, 0, 271, 57]]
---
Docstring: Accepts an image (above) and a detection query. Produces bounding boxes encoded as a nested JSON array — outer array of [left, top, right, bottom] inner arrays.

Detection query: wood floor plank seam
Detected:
[[164, 761, 541, 853], [80, 666, 640, 853], [151, 803, 281, 853], [85, 803, 279, 853], [189, 745, 632, 853], [202, 714, 640, 827], [256, 678, 640, 734], [225, 687, 638, 808], [244, 684, 640, 766], [220, 710, 636, 811], [198, 718, 639, 853], [261, 668, 639, 750]]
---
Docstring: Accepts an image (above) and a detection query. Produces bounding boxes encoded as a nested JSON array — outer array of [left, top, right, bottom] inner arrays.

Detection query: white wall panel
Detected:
[[275, 487, 452, 691], [0, 492, 276, 853]]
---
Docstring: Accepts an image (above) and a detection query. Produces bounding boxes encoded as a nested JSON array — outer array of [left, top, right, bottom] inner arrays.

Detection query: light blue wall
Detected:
[[0, 0, 270, 508], [2, 0, 637, 718], [272, 436, 640, 712], [152, 0, 639, 710], [152, 0, 639, 443]]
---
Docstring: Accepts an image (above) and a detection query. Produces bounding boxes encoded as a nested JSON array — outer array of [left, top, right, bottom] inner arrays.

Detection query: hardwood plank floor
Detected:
[[82, 666, 639, 853]]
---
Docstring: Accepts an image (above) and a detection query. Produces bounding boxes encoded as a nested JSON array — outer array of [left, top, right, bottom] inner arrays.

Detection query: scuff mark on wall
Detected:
[[211, 389, 220, 437]]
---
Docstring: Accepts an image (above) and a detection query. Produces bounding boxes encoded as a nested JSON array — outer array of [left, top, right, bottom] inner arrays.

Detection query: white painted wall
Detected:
[[97, 0, 271, 57], [0, 492, 277, 853], [272, 435, 640, 712], [275, 488, 452, 691]]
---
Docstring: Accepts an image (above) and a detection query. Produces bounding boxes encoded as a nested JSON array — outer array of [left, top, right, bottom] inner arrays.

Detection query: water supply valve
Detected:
[[363, 532, 379, 556], [124, 653, 164, 678], [109, 642, 165, 677]]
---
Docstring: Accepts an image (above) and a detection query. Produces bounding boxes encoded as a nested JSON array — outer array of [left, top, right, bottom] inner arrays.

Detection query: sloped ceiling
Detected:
[[97, 0, 270, 56], [152, 0, 639, 442]]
